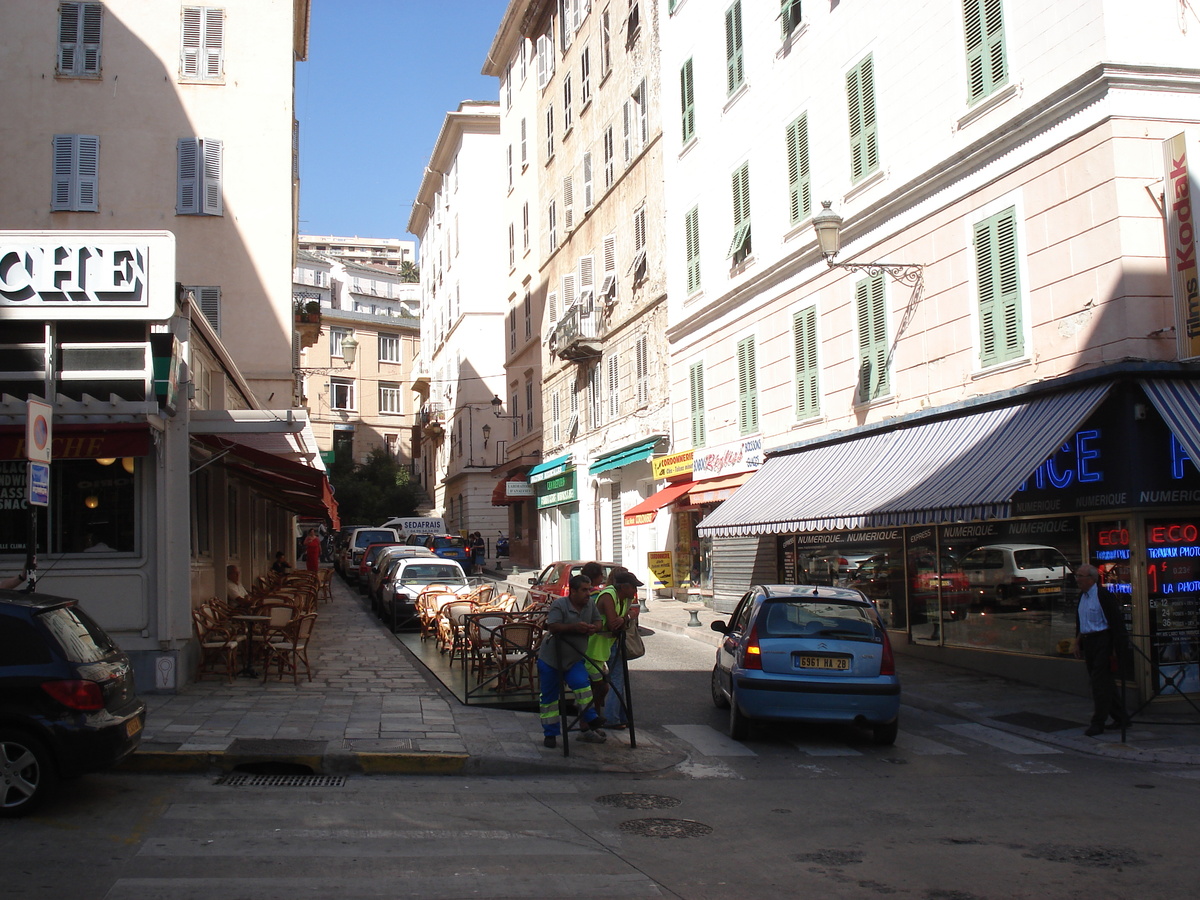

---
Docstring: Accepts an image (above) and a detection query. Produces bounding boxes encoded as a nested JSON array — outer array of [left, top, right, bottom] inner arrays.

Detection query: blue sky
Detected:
[[296, 0, 508, 244]]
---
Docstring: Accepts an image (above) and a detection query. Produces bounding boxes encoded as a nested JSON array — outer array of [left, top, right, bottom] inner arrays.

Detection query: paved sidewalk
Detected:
[[125, 576, 1200, 776]]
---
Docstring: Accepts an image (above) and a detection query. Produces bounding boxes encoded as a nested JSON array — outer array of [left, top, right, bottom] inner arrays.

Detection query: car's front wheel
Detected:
[[710, 665, 730, 709], [729, 694, 751, 741], [0, 729, 57, 818]]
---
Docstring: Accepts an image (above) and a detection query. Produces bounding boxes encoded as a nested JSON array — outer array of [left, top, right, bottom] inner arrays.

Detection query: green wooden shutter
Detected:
[[725, 1, 744, 95], [786, 114, 811, 224], [690, 362, 706, 447], [974, 206, 1024, 366], [846, 55, 879, 182], [793, 306, 819, 419], [737, 336, 758, 434], [681, 58, 696, 143], [964, 0, 1008, 104], [685, 207, 701, 294], [781, 0, 802, 38], [855, 274, 888, 402], [726, 164, 751, 259]]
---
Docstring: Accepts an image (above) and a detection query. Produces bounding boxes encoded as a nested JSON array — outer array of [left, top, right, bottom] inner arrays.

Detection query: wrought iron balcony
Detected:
[[550, 300, 602, 361]]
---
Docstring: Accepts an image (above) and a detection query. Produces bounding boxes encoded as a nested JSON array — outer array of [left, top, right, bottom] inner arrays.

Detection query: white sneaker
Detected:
[[578, 728, 607, 744]]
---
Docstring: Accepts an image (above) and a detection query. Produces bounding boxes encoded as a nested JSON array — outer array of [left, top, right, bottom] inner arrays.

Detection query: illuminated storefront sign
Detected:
[[692, 436, 762, 478], [1164, 133, 1200, 359]]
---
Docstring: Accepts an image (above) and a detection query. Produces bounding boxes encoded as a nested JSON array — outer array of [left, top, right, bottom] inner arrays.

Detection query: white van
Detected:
[[380, 516, 446, 540]]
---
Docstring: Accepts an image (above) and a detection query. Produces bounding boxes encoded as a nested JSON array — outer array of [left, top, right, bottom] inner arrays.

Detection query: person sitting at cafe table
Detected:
[[226, 564, 251, 608], [271, 551, 292, 577], [536, 574, 607, 749]]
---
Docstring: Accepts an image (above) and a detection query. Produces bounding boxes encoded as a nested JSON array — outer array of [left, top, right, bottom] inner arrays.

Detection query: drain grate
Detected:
[[596, 792, 682, 810], [218, 773, 346, 788], [619, 817, 713, 838]]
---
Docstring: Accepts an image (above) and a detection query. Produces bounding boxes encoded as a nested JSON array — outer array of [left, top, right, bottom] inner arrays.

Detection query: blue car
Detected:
[[710, 584, 900, 744], [408, 533, 472, 566]]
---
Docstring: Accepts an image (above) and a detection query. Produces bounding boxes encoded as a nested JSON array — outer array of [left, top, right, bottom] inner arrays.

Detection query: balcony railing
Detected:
[[550, 300, 602, 361]]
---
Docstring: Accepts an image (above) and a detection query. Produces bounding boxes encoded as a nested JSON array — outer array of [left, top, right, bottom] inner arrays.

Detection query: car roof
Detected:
[[0, 589, 79, 612], [964, 543, 1064, 552], [752, 584, 872, 605]]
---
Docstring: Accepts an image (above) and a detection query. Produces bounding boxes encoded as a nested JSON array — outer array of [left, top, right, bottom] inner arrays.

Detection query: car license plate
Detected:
[[1036, 586, 1057, 593], [799, 656, 849, 670], [126, 716, 143, 738]]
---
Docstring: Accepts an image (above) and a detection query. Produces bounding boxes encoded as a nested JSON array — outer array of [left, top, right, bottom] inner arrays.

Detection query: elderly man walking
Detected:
[[1072, 564, 1130, 736]]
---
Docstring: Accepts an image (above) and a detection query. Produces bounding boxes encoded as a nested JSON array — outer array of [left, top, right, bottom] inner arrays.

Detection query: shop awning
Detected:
[[529, 453, 573, 483], [589, 436, 662, 475], [0, 423, 151, 461], [623, 480, 695, 526], [688, 472, 753, 506], [698, 385, 1110, 537], [1140, 380, 1200, 463], [491, 474, 531, 506], [194, 433, 340, 528]]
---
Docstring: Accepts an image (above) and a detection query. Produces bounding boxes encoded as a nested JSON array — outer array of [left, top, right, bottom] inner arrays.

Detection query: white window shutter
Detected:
[[563, 176, 574, 230], [202, 7, 224, 78], [177, 138, 200, 214], [201, 138, 223, 215], [603, 233, 617, 275], [608, 353, 620, 418], [536, 35, 549, 89], [579, 255, 595, 295], [622, 100, 632, 162], [58, 2, 80, 74], [562, 271, 577, 308], [548, 290, 559, 323], [583, 151, 594, 209], [181, 7, 202, 76]]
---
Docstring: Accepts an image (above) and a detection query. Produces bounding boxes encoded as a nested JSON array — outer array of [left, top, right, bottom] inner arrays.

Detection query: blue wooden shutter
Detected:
[[975, 206, 1024, 366], [177, 138, 200, 213], [59, 2, 102, 75], [793, 306, 819, 418], [201, 138, 223, 215], [75, 135, 99, 210]]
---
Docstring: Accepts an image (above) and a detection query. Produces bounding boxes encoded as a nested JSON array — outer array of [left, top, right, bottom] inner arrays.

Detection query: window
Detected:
[[563, 176, 575, 230], [737, 336, 758, 435], [607, 353, 620, 418], [563, 73, 573, 133], [781, 0, 803, 38], [623, 81, 648, 163], [685, 206, 701, 294], [58, 2, 102, 76], [726, 163, 751, 263], [964, 0, 1008, 104], [601, 233, 617, 301], [379, 383, 402, 414], [378, 333, 400, 362], [508, 223, 516, 267], [522, 201, 530, 249], [562, 270, 577, 309], [725, 1, 745, 95], [637, 79, 649, 145], [581, 47, 592, 105], [847, 55, 880, 182], [785, 114, 811, 224], [552, 390, 561, 444], [536, 32, 554, 89], [635, 335, 649, 405], [626, 1, 641, 46], [509, 308, 518, 351], [548, 200, 558, 251], [331, 378, 355, 411], [579, 255, 595, 311], [180, 6, 224, 80], [546, 106, 555, 161], [510, 392, 521, 437], [680, 59, 696, 143], [601, 6, 612, 76], [526, 377, 535, 430], [630, 206, 647, 281], [974, 206, 1024, 366], [520, 118, 528, 166], [855, 274, 889, 402], [793, 305, 819, 419], [689, 362, 706, 447], [187, 285, 221, 334], [51, 134, 98, 212], [583, 151, 594, 210], [330, 327, 352, 358], [507, 144, 513, 188], [524, 290, 532, 338], [177, 137, 223, 215], [588, 362, 603, 429], [603, 126, 615, 188]]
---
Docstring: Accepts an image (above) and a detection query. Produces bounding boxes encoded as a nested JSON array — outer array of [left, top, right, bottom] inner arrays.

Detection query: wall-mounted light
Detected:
[[96, 458, 116, 466], [294, 334, 358, 377], [121, 457, 135, 474], [812, 200, 924, 288], [490, 395, 521, 420], [84, 495, 99, 509], [482, 423, 491, 447]]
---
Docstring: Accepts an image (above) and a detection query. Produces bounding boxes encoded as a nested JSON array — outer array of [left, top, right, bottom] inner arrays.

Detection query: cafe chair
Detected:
[[491, 621, 541, 693], [262, 613, 318, 684], [192, 607, 240, 683]]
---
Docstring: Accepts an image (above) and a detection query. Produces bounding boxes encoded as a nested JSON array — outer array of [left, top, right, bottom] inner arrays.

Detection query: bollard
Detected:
[[687, 607, 702, 627]]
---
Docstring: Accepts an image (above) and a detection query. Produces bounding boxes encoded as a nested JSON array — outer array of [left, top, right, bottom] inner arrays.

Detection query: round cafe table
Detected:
[[231, 615, 270, 678]]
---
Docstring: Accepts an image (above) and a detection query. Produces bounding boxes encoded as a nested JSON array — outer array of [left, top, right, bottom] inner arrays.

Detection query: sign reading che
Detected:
[[0, 230, 176, 320]]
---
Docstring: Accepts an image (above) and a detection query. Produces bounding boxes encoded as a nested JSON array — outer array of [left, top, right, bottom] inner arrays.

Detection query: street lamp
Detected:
[[482, 423, 491, 447], [490, 394, 521, 420], [812, 201, 924, 288], [294, 335, 358, 376]]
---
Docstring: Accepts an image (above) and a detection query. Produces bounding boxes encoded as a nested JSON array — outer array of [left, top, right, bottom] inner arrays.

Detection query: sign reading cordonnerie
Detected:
[[0, 230, 175, 320]]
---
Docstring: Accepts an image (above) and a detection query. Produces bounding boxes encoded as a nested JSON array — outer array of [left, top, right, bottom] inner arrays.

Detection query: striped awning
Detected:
[[589, 436, 661, 475], [1140, 380, 1200, 463], [528, 453, 573, 483], [698, 385, 1110, 537]]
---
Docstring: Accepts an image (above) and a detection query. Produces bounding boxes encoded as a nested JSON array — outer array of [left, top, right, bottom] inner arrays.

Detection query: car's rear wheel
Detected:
[[0, 729, 57, 818], [729, 694, 751, 741], [872, 717, 899, 746], [710, 665, 730, 709]]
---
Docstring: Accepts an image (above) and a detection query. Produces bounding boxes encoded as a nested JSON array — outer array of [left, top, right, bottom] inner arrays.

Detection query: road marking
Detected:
[[939, 723, 1063, 754], [1005, 760, 1069, 774], [665, 724, 757, 756], [790, 741, 862, 756], [894, 732, 966, 755]]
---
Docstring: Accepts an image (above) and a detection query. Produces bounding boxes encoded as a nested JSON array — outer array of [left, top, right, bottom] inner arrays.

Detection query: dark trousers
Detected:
[[1080, 631, 1125, 727]]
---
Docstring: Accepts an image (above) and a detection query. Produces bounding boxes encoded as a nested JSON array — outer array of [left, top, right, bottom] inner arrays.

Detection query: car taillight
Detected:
[[1011, 576, 1028, 584], [41, 679, 106, 712], [742, 624, 763, 670], [879, 628, 895, 676]]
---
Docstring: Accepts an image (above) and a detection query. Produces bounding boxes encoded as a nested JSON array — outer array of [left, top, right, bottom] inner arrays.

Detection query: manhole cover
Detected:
[[1025, 844, 1143, 868], [619, 818, 712, 838], [596, 792, 682, 810], [218, 773, 346, 787]]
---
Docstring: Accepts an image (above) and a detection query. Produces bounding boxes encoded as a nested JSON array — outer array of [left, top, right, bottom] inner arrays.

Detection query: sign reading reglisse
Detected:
[[0, 230, 176, 320]]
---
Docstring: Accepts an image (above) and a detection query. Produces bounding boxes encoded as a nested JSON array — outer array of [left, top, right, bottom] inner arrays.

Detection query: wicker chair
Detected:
[[261, 613, 318, 684]]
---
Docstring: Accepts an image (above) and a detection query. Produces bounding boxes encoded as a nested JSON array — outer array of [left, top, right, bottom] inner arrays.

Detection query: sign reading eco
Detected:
[[0, 230, 176, 320]]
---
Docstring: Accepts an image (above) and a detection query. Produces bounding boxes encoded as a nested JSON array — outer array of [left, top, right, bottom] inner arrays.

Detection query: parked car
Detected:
[[368, 546, 437, 614], [405, 533, 472, 567], [0, 590, 147, 817], [524, 560, 619, 608], [957, 543, 1073, 611], [709, 584, 900, 744], [331, 525, 369, 576], [355, 541, 406, 594], [339, 527, 401, 585], [381, 557, 471, 630], [907, 552, 971, 621]]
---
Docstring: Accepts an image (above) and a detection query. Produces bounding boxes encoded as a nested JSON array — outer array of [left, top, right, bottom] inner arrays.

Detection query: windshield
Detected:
[[37, 605, 119, 664], [354, 530, 396, 548], [758, 600, 878, 642], [432, 536, 467, 550], [399, 564, 467, 586]]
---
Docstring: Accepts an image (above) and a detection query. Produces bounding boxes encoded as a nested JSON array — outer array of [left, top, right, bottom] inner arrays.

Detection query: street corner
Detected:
[[348, 750, 469, 775]]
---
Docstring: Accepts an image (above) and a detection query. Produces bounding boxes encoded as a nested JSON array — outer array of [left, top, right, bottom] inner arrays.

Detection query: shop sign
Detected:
[[1164, 133, 1200, 360], [653, 449, 693, 480], [692, 436, 762, 478], [647, 551, 673, 588], [506, 481, 534, 497], [536, 470, 577, 508]]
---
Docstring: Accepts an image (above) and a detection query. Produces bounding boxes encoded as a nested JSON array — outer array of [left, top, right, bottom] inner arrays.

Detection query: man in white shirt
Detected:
[[1072, 564, 1130, 736]]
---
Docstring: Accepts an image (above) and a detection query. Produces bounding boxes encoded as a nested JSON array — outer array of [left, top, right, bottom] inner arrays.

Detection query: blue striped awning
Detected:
[[589, 437, 661, 475], [698, 385, 1110, 537], [1140, 380, 1200, 463], [528, 453, 573, 483]]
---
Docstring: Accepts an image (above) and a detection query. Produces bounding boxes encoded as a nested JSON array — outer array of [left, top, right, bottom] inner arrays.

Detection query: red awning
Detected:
[[622, 480, 694, 527], [687, 472, 752, 506], [194, 434, 340, 528], [0, 423, 151, 461]]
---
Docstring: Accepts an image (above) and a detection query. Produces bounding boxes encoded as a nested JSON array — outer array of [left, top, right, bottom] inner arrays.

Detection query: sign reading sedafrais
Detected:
[[0, 231, 175, 320], [1165, 134, 1200, 360]]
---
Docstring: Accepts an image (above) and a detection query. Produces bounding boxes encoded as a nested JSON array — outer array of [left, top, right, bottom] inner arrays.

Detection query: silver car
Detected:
[[380, 557, 470, 630]]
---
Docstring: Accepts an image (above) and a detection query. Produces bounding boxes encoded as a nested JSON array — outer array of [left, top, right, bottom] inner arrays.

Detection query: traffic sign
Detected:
[[26, 399, 52, 463], [28, 461, 49, 507]]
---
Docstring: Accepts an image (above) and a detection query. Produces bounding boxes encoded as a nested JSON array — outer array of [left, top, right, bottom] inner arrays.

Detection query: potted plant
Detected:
[[295, 300, 322, 324]]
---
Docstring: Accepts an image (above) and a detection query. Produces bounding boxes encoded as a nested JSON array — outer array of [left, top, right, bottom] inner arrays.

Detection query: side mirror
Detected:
[[710, 620, 730, 635]]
